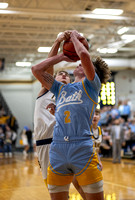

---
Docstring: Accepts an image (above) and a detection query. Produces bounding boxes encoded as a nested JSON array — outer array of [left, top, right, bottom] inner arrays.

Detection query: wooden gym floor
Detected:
[[0, 153, 135, 200]]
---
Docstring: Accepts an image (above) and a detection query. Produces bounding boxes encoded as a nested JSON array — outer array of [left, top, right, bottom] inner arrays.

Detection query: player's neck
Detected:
[[74, 76, 85, 83], [92, 124, 98, 130]]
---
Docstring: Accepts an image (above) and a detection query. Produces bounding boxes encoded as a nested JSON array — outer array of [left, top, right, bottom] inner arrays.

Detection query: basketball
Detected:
[[63, 38, 89, 61]]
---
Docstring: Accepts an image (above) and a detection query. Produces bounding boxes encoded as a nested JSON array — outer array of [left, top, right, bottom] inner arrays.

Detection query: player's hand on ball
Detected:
[[70, 30, 83, 39], [64, 31, 71, 40], [57, 31, 70, 43]]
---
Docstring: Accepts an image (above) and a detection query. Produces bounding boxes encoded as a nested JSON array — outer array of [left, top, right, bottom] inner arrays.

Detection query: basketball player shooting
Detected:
[[32, 30, 111, 200]]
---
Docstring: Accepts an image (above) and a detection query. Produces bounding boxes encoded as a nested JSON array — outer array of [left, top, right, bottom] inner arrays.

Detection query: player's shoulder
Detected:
[[37, 89, 54, 99], [37, 87, 48, 97]]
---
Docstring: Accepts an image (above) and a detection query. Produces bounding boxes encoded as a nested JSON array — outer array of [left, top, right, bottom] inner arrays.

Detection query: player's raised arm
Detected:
[[31, 31, 71, 90], [31, 54, 63, 90], [70, 30, 95, 81], [31, 52, 74, 90], [47, 31, 70, 75]]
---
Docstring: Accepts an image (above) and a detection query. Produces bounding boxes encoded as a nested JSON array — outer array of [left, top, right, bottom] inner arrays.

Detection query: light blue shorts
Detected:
[[47, 138, 103, 186]]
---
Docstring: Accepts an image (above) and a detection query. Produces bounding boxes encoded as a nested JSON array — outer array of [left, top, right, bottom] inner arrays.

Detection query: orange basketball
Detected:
[[63, 38, 89, 61]]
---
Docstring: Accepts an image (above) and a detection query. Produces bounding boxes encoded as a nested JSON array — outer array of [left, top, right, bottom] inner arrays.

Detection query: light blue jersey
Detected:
[[47, 73, 103, 185], [50, 73, 101, 141]]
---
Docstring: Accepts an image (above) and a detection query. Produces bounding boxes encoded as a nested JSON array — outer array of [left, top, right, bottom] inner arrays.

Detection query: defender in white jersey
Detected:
[[34, 90, 55, 184]]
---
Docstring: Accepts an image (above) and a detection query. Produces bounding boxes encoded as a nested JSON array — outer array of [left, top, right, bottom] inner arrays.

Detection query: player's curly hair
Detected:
[[92, 57, 111, 84]]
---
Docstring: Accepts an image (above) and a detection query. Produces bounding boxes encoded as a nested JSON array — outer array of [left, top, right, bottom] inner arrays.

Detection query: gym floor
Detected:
[[0, 153, 135, 200]]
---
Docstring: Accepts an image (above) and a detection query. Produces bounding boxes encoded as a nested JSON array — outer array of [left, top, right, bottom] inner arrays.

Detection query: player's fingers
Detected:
[[64, 31, 70, 40], [46, 103, 55, 109]]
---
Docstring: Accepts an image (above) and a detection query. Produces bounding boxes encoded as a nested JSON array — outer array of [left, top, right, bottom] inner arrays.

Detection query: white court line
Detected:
[[104, 181, 135, 191]]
